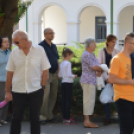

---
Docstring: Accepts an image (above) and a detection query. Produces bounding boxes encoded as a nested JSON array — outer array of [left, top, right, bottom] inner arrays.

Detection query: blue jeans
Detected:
[[104, 103, 111, 119]]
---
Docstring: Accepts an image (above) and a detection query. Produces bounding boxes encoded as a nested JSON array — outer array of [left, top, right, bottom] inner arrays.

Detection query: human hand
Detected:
[[106, 79, 109, 84], [75, 75, 78, 78], [97, 71, 102, 77], [5, 91, 12, 102]]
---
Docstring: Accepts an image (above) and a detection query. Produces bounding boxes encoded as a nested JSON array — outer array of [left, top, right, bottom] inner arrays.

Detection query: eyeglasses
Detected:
[[129, 43, 134, 45], [13, 38, 25, 45]]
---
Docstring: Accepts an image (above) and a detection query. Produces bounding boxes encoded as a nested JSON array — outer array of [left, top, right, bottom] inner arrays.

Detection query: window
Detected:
[[95, 17, 107, 42]]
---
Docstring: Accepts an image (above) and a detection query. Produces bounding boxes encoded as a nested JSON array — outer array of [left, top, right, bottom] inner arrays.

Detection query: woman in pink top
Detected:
[[98, 34, 120, 125]]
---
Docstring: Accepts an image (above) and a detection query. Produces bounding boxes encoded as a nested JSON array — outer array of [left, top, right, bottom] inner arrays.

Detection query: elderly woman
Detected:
[[98, 34, 119, 125], [80, 37, 102, 128], [0, 36, 10, 127]]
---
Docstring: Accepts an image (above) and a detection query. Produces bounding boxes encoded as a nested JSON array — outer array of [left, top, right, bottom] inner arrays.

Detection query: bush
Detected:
[[55, 42, 116, 116], [57, 42, 105, 77]]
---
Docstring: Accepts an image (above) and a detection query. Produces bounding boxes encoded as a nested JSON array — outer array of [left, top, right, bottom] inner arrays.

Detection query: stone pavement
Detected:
[[0, 122, 121, 134]]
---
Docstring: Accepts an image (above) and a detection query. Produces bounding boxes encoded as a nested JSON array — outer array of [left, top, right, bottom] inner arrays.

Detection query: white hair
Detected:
[[12, 30, 29, 40], [84, 37, 95, 49]]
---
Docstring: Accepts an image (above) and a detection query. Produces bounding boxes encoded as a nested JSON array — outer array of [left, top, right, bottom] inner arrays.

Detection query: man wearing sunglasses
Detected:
[[5, 30, 51, 134]]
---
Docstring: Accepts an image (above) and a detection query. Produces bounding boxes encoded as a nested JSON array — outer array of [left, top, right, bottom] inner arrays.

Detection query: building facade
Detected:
[[19, 0, 134, 49]]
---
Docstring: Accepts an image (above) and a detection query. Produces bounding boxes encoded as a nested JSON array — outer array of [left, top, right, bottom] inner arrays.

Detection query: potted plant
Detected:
[[0, 8, 5, 25]]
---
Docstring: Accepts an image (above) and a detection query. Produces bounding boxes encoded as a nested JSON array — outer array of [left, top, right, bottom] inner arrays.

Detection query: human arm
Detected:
[[41, 70, 49, 89], [5, 71, 13, 102], [40, 48, 51, 89], [66, 63, 77, 78], [108, 57, 134, 85]]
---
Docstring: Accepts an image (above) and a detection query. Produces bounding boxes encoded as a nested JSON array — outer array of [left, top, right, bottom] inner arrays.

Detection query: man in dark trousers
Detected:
[[39, 28, 59, 124]]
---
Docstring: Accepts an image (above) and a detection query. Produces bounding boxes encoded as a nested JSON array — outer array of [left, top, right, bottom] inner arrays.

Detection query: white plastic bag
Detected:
[[99, 83, 114, 104], [96, 76, 105, 90]]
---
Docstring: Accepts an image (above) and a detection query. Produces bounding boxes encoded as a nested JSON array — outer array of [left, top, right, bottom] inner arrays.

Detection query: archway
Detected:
[[118, 6, 134, 41], [78, 6, 107, 43], [39, 5, 67, 45]]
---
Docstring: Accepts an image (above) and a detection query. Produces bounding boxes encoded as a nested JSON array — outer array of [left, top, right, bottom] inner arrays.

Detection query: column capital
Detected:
[[33, 20, 43, 25], [113, 21, 120, 25], [66, 20, 81, 24]]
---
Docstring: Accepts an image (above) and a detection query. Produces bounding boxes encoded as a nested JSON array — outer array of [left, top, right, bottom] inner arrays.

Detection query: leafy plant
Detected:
[[0, 8, 5, 17]]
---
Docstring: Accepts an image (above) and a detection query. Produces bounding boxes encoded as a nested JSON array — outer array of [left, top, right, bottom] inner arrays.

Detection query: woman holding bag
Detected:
[[98, 34, 119, 125]]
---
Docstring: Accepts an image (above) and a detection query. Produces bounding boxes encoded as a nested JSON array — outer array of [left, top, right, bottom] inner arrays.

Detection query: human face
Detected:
[[13, 37, 26, 49], [107, 39, 116, 48], [1, 38, 9, 50], [44, 29, 55, 41], [68, 53, 73, 61], [128, 38, 134, 53], [88, 41, 96, 52]]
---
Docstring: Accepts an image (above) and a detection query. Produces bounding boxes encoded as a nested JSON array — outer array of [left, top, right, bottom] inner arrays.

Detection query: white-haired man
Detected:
[[5, 30, 51, 134]]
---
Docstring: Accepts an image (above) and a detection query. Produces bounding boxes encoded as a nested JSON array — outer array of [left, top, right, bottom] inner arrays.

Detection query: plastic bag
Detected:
[[96, 76, 105, 90], [99, 83, 114, 104]]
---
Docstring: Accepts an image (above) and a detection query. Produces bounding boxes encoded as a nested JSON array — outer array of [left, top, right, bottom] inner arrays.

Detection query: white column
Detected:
[[33, 20, 43, 45], [113, 21, 120, 50], [105, 21, 111, 36], [67, 20, 80, 46]]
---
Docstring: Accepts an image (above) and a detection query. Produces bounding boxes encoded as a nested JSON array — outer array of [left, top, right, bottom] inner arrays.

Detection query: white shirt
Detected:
[[58, 60, 75, 83], [6, 44, 51, 93]]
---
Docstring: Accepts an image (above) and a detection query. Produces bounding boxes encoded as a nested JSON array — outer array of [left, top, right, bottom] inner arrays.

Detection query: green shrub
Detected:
[[57, 42, 105, 77], [55, 42, 116, 116]]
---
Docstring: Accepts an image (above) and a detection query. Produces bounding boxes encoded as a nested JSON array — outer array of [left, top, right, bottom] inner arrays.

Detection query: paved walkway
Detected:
[[0, 122, 122, 134]]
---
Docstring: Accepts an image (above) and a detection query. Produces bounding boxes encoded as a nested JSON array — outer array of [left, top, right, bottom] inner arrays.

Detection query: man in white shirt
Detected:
[[5, 30, 51, 134]]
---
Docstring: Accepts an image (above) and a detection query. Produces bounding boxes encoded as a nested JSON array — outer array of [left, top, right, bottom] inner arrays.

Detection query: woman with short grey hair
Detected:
[[0, 36, 10, 127], [80, 37, 102, 128]]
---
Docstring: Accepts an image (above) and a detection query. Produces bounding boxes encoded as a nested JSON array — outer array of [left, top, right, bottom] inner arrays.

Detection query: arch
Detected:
[[36, 2, 68, 21], [76, 3, 108, 21], [116, 2, 134, 22]]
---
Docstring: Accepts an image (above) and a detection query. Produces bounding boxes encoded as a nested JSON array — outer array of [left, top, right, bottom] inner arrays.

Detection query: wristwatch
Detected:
[[42, 85, 45, 90]]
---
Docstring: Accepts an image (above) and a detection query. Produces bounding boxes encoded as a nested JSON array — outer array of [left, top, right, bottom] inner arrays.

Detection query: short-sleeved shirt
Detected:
[[80, 50, 100, 85], [39, 40, 59, 73], [109, 52, 134, 102], [0, 49, 10, 82], [6, 44, 51, 93]]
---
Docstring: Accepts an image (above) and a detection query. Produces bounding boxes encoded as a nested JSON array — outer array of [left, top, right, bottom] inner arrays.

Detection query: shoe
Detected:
[[1, 120, 8, 124], [63, 118, 76, 125], [70, 117, 76, 123], [103, 119, 111, 126], [0, 123, 2, 127], [40, 120, 46, 125]]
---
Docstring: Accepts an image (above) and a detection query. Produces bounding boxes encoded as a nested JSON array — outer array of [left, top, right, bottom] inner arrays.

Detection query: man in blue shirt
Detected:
[[39, 28, 59, 123]]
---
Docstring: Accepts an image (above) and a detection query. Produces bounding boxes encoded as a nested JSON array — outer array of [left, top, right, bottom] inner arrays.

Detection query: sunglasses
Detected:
[[13, 38, 25, 45]]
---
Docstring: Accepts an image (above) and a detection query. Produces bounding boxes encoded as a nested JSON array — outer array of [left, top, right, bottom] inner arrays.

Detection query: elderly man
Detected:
[[5, 30, 51, 134], [39, 28, 59, 123]]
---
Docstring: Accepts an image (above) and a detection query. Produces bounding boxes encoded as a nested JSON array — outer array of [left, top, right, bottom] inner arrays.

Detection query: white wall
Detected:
[[80, 6, 105, 42], [43, 6, 67, 44], [119, 6, 134, 40]]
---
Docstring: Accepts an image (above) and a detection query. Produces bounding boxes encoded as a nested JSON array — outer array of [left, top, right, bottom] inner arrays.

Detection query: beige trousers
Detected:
[[40, 72, 58, 120], [81, 83, 96, 115]]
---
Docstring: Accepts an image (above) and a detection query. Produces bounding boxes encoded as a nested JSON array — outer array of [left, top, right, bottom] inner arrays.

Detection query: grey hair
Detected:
[[84, 37, 95, 49], [12, 30, 29, 40], [44, 28, 53, 34]]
